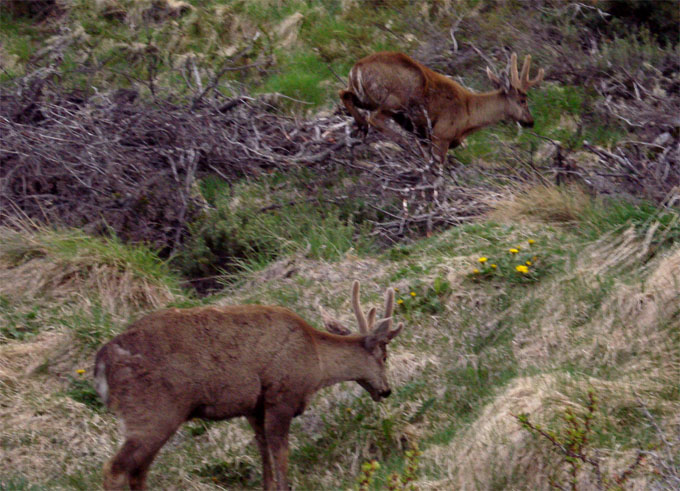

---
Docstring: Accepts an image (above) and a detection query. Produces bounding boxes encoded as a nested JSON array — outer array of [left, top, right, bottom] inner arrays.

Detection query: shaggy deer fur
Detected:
[[339, 51, 544, 164], [94, 281, 403, 490]]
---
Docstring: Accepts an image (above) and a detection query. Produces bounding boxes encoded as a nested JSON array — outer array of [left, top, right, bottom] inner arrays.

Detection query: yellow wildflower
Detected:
[[491, 264, 497, 269], [472, 268, 480, 274], [397, 299, 404, 304], [76, 369, 85, 375], [509, 248, 519, 254], [528, 239, 535, 245], [478, 257, 488, 263], [410, 291, 416, 297], [526, 260, 532, 266], [515, 265, 529, 274], [533, 256, 537, 261]]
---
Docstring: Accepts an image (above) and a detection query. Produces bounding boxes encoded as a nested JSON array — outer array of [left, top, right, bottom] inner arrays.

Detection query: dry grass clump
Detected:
[[0, 380, 117, 485], [489, 184, 593, 225], [438, 242, 678, 488], [513, 233, 680, 375], [426, 374, 658, 490], [0, 222, 179, 320]]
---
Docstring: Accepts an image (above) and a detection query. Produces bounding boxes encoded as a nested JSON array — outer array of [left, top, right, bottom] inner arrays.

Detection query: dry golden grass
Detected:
[[424, 234, 680, 489], [1, 215, 678, 489], [488, 184, 593, 225], [0, 222, 179, 320], [425, 374, 662, 490]]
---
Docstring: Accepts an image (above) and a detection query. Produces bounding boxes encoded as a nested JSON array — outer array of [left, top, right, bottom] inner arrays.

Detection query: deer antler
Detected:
[[382, 287, 395, 323], [510, 53, 544, 92], [352, 280, 369, 334], [323, 282, 400, 336]]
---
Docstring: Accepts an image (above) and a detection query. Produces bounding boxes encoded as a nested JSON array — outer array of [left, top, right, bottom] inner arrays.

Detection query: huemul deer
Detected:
[[94, 281, 403, 490], [339, 51, 544, 165]]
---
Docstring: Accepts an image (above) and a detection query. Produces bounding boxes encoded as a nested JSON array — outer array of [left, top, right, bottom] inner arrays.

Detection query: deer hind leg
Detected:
[[103, 417, 183, 490], [339, 89, 369, 136], [247, 415, 274, 490]]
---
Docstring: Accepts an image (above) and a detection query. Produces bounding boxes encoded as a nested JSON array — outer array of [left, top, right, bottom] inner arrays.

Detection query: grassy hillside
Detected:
[[1, 0, 679, 489]]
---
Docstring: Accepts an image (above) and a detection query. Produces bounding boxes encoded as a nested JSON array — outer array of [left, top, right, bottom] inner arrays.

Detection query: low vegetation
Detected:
[[1, 0, 678, 489]]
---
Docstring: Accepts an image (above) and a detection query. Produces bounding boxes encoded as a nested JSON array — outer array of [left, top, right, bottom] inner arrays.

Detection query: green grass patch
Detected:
[[0, 476, 46, 491], [258, 51, 330, 109], [63, 375, 104, 412], [178, 172, 376, 286], [62, 302, 118, 349], [0, 296, 42, 342]]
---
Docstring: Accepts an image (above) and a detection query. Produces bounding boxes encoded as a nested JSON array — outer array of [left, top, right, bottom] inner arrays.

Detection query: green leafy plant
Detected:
[[514, 390, 646, 490], [356, 443, 422, 491], [469, 238, 544, 283], [396, 277, 451, 316], [0, 297, 41, 342], [64, 372, 103, 412], [356, 459, 380, 491]]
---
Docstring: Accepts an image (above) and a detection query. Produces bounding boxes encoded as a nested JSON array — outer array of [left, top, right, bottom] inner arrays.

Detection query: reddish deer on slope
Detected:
[[339, 51, 544, 164], [94, 281, 403, 490]]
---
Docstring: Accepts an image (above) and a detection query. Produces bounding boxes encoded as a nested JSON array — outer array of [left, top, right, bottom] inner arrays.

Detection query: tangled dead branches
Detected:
[[0, 73, 494, 254]]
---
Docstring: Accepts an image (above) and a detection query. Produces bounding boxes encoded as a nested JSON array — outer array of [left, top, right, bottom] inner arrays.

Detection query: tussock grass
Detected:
[[488, 184, 593, 225], [0, 220, 181, 322]]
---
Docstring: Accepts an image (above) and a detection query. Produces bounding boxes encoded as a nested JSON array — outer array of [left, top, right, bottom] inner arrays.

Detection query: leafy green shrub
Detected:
[[356, 444, 422, 491], [515, 390, 646, 490]]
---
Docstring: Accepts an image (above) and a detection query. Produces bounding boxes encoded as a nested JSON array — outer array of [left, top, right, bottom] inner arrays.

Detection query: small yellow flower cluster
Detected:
[[76, 369, 85, 375], [471, 238, 537, 278]]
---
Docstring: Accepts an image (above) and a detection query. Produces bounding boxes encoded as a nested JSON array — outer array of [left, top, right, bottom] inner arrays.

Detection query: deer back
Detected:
[[95, 305, 324, 415]]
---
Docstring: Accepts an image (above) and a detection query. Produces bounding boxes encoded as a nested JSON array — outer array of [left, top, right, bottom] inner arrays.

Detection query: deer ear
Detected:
[[363, 318, 392, 351], [320, 308, 352, 336], [324, 319, 352, 336], [387, 322, 403, 341], [486, 67, 503, 89]]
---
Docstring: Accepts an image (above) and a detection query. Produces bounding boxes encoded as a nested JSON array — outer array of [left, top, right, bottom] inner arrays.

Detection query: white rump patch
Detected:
[[94, 359, 109, 404], [352, 66, 366, 102]]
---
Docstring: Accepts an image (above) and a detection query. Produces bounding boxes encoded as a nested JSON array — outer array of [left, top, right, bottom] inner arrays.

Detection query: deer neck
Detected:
[[466, 89, 508, 131], [316, 336, 369, 389]]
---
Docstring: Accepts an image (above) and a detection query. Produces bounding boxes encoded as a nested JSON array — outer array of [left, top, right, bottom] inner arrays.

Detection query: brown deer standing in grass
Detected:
[[339, 51, 544, 165], [94, 281, 403, 490]]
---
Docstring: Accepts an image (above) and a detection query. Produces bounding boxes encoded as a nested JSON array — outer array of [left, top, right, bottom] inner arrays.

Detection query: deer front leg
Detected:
[[248, 415, 274, 490], [431, 135, 451, 167], [368, 110, 414, 150], [264, 408, 294, 491]]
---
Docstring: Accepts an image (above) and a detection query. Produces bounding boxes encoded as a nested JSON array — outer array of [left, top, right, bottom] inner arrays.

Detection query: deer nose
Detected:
[[380, 389, 392, 398], [521, 120, 534, 128]]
